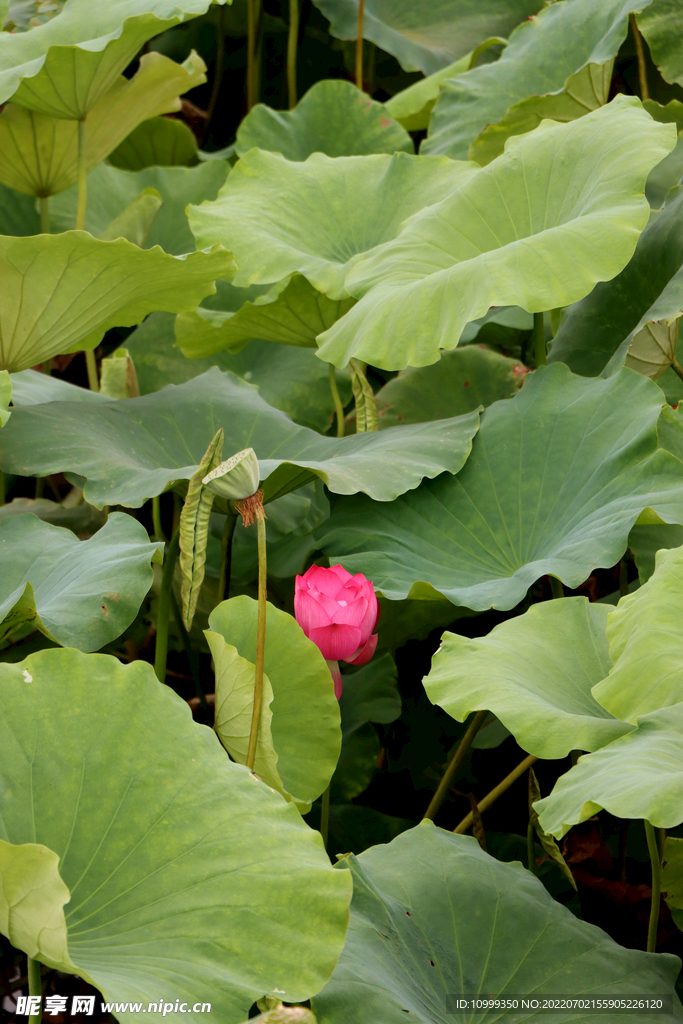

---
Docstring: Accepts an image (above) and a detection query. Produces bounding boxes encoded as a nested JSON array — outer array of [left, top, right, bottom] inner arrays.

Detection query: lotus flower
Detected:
[[294, 564, 378, 699]]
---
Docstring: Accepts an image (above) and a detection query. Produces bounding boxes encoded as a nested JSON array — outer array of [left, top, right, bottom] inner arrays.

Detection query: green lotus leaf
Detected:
[[310, 0, 541, 75], [373, 346, 526, 428], [50, 159, 230, 255], [0, 50, 205, 198], [550, 186, 683, 375], [644, 102, 683, 209], [208, 595, 341, 810], [317, 98, 674, 370], [0, 647, 351, 1020], [637, 0, 683, 86], [311, 822, 681, 1022], [98, 190, 162, 248], [384, 53, 472, 132], [0, 368, 481, 508], [662, 836, 683, 931], [424, 598, 631, 759], [423, 0, 650, 159], [624, 318, 680, 380], [0, 232, 234, 373], [469, 60, 613, 166], [126, 312, 352, 433], [536, 705, 683, 838], [0, 497, 106, 534], [0, 182, 39, 235], [109, 114, 199, 171], [188, 150, 478, 301], [0, 512, 162, 650], [628, 523, 683, 582], [179, 428, 223, 630], [316, 365, 683, 610], [0, 0, 226, 118], [8, 368, 106, 406], [236, 80, 412, 161], [176, 275, 355, 356]]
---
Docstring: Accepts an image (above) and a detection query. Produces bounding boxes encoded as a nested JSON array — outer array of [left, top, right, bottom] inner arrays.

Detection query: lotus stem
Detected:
[[287, 0, 299, 108], [154, 529, 180, 684], [85, 349, 98, 391], [527, 820, 538, 875], [152, 494, 165, 542], [423, 709, 488, 821], [205, 1, 226, 132], [329, 363, 345, 438], [619, 557, 629, 597], [246, 510, 267, 769], [645, 820, 661, 952], [454, 753, 538, 834], [320, 782, 330, 850], [39, 195, 50, 234], [246, 0, 261, 111], [355, 0, 365, 90], [27, 957, 41, 998], [218, 513, 237, 602], [549, 575, 564, 599], [532, 311, 546, 366], [171, 590, 207, 710], [672, 359, 683, 383], [631, 14, 650, 101], [0, 471, 4, 505], [76, 118, 87, 231]]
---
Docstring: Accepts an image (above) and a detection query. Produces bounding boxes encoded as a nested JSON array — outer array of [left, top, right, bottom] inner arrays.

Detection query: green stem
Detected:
[[27, 956, 41, 999], [329, 362, 345, 438], [645, 820, 661, 953], [532, 311, 546, 367], [355, 0, 365, 90], [320, 783, 330, 850], [171, 590, 207, 710], [527, 820, 537, 875], [218, 513, 237, 602], [287, 0, 299, 108], [154, 529, 180, 684], [423, 709, 488, 821], [549, 575, 564, 599], [205, 1, 225, 132], [454, 753, 538, 834], [76, 118, 87, 231], [152, 494, 165, 542], [85, 349, 98, 391], [672, 359, 683, 383], [631, 14, 650, 101], [246, 0, 261, 111], [619, 556, 629, 597], [246, 512, 267, 769], [39, 195, 50, 234]]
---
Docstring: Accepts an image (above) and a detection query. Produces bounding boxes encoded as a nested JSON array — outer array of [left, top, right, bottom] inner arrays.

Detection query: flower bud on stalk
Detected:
[[203, 447, 265, 526]]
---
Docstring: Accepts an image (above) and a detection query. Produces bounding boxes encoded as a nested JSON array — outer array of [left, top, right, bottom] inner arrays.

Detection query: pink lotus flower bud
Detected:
[[294, 564, 379, 699]]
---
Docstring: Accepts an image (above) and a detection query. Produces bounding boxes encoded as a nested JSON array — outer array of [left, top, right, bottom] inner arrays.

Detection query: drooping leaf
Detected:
[[528, 770, 577, 891], [315, 365, 683, 610], [179, 427, 223, 630], [628, 522, 683, 582], [176, 274, 355, 356], [0, 232, 234, 373], [310, 0, 541, 75], [317, 98, 675, 370], [188, 150, 478, 301], [208, 596, 341, 810], [235, 80, 412, 161], [0, 512, 162, 651], [424, 598, 630, 759], [0, 648, 352, 1020], [98, 190, 162, 248], [0, 368, 481, 508], [311, 822, 681, 1022], [99, 347, 141, 399], [384, 53, 473, 132], [423, 0, 649, 159], [662, 836, 683, 931], [637, 0, 683, 86], [536, 704, 683, 838], [624, 317, 681, 380], [109, 114, 199, 171]]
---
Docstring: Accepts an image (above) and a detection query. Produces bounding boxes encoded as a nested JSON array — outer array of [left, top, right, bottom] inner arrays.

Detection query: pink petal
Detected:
[[329, 595, 368, 628], [302, 565, 345, 599], [294, 589, 332, 635], [326, 659, 343, 700], [329, 564, 354, 584], [308, 623, 363, 661], [346, 633, 378, 666]]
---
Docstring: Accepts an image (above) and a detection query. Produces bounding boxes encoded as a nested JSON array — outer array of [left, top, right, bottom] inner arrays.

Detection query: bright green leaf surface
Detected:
[[310, 0, 541, 74], [384, 53, 472, 132], [312, 822, 681, 1022], [318, 99, 674, 369], [0, 368, 481, 508], [0, 512, 162, 650], [236, 80, 412, 160], [424, 599, 630, 759], [0, 232, 234, 373], [109, 114, 199, 171], [0, 648, 351, 1020], [316, 365, 683, 610], [423, 0, 649, 159], [188, 150, 478, 300], [208, 596, 341, 808], [536, 705, 683, 838]]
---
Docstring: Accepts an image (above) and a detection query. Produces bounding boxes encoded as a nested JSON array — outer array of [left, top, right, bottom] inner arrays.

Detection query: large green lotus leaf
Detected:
[[550, 186, 683, 376], [0, 0, 226, 118], [235, 80, 412, 161], [310, 0, 541, 75], [0, 497, 106, 534], [126, 311, 352, 433], [176, 274, 355, 356], [536, 705, 683, 838], [317, 98, 674, 370], [0, 232, 234, 373], [0, 512, 162, 651], [311, 822, 681, 1022], [384, 53, 472, 133], [0, 368, 480, 508], [469, 60, 613, 167], [315, 365, 683, 610], [0, 648, 352, 1021], [109, 115, 199, 172], [628, 523, 683, 582], [373, 346, 526, 428], [592, 545, 683, 723], [0, 182, 39, 235], [50, 160, 230, 256], [208, 596, 341, 810], [424, 598, 631, 760], [423, 0, 650, 159], [637, 0, 683, 86], [188, 150, 478, 301], [0, 51, 205, 198]]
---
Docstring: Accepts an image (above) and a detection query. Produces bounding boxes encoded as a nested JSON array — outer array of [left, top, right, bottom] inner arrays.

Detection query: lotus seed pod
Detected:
[[203, 447, 260, 500]]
